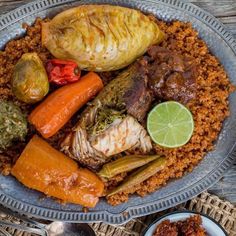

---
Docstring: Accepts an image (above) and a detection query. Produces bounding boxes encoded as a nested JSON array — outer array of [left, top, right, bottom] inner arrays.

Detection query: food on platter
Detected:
[[46, 59, 81, 85], [98, 155, 159, 179], [0, 101, 27, 151], [61, 63, 153, 169], [42, 5, 164, 71], [108, 157, 166, 196], [0, 4, 234, 207], [146, 46, 198, 104], [28, 72, 103, 138], [11, 135, 104, 207], [106, 21, 233, 206], [147, 101, 194, 148], [62, 115, 152, 170], [12, 53, 49, 104]]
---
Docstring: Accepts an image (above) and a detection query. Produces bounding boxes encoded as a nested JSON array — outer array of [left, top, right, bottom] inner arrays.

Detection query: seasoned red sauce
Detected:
[[154, 215, 207, 236]]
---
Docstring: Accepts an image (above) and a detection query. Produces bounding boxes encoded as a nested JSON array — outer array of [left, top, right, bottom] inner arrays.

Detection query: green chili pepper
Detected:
[[107, 157, 166, 197], [99, 155, 159, 179]]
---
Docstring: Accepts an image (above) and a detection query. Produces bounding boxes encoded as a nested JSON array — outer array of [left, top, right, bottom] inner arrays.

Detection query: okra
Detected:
[[98, 155, 159, 179], [107, 157, 166, 197]]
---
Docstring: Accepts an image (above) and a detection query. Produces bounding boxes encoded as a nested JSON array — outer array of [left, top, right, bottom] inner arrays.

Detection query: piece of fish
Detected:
[[61, 63, 153, 169]]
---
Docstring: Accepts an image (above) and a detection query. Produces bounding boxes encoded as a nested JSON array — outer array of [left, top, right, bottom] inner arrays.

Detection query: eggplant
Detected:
[[12, 53, 49, 104]]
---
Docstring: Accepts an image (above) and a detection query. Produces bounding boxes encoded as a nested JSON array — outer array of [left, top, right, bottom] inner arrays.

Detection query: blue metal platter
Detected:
[[0, 0, 235, 225]]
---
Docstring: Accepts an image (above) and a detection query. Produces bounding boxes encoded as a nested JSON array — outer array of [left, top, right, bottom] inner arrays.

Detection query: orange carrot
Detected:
[[28, 72, 103, 138], [11, 135, 104, 208]]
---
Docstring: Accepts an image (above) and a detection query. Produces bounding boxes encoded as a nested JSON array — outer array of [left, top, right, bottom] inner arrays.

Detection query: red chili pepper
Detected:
[[46, 59, 81, 85]]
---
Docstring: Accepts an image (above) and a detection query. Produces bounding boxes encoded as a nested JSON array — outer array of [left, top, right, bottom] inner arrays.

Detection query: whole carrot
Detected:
[[28, 72, 103, 138]]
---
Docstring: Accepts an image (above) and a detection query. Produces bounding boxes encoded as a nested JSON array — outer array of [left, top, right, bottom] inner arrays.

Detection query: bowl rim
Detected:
[[142, 210, 229, 236], [0, 0, 235, 225]]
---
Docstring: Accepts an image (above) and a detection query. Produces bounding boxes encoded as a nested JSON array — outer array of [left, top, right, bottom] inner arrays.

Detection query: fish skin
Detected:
[[62, 116, 152, 169]]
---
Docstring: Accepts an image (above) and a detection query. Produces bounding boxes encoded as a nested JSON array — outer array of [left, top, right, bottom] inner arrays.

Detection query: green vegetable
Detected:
[[12, 53, 49, 104], [88, 107, 126, 136], [107, 157, 166, 196], [98, 155, 159, 179], [0, 101, 27, 150]]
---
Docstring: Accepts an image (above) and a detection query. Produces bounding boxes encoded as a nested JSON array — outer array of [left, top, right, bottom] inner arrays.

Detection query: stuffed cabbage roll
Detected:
[[61, 63, 153, 169], [42, 5, 164, 71]]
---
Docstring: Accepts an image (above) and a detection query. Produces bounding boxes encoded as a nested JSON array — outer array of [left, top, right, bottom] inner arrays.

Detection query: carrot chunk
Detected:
[[11, 135, 104, 208], [28, 72, 103, 138]]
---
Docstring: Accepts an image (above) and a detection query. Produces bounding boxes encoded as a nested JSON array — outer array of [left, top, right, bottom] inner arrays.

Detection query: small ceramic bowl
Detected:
[[143, 210, 228, 236]]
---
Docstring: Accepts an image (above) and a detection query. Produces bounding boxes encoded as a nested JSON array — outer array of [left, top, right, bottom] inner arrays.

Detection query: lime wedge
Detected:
[[147, 101, 194, 148]]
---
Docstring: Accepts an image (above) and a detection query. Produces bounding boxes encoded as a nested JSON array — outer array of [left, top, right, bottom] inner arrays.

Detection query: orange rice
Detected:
[[0, 18, 234, 205], [107, 20, 234, 205]]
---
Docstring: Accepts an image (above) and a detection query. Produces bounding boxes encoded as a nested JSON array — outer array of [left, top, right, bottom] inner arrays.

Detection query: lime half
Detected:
[[147, 101, 194, 148]]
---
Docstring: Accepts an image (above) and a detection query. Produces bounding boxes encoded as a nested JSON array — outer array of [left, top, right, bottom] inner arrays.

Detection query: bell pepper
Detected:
[[46, 59, 81, 85]]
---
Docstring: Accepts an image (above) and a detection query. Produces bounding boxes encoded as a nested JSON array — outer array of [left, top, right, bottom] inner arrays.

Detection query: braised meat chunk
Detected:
[[147, 46, 198, 104], [124, 65, 153, 122]]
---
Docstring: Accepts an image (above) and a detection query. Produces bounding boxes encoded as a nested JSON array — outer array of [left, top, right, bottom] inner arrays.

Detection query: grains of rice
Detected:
[[0, 18, 51, 110], [107, 20, 234, 205], [0, 18, 62, 170]]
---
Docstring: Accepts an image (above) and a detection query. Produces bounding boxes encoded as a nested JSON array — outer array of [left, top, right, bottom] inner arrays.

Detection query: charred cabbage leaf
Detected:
[[42, 5, 164, 71]]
